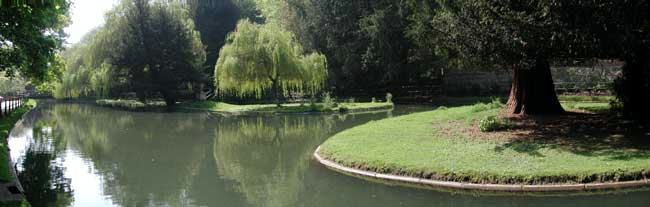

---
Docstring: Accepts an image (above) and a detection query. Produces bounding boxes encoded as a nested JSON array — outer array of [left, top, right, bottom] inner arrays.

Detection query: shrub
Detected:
[[322, 92, 336, 110], [338, 106, 349, 113], [386, 93, 393, 103], [471, 97, 503, 112], [479, 115, 511, 132]]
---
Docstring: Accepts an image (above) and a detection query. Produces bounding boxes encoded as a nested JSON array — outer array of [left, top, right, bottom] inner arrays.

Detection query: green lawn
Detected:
[[178, 101, 394, 114], [1, 100, 36, 182], [562, 101, 611, 113], [558, 95, 614, 103], [318, 100, 650, 185]]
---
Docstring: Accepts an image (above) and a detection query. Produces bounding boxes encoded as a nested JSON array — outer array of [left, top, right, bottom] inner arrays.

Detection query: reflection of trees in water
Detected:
[[37, 104, 214, 206], [15, 103, 396, 207], [18, 119, 73, 207], [213, 115, 333, 207]]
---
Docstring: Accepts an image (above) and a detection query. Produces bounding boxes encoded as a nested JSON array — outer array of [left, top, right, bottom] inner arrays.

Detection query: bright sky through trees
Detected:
[[64, 0, 117, 44]]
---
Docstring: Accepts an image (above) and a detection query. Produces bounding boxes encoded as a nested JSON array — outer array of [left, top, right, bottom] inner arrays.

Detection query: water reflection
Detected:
[[17, 127, 74, 207], [9, 103, 398, 207], [11, 103, 649, 207], [214, 115, 333, 207]]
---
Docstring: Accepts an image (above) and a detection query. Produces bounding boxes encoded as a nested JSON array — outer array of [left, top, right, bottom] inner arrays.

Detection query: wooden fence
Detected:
[[0, 96, 25, 118]]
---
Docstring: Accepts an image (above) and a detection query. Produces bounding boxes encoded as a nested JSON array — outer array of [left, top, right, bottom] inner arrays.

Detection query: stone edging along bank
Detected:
[[313, 146, 650, 192]]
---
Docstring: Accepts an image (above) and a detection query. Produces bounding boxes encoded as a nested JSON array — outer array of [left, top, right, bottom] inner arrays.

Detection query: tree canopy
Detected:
[[431, 0, 650, 116], [215, 20, 327, 103], [113, 0, 206, 105], [0, 0, 70, 84], [54, 0, 206, 105]]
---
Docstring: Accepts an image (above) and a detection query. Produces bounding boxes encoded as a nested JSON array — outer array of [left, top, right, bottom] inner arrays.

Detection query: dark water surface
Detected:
[[7, 103, 650, 207]]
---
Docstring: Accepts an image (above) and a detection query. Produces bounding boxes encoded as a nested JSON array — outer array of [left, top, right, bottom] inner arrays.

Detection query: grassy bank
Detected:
[[178, 101, 394, 114], [318, 100, 650, 185], [96, 99, 166, 111], [1, 100, 36, 182]]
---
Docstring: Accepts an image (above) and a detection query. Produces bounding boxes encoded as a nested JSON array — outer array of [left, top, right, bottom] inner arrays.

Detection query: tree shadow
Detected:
[[493, 112, 650, 160]]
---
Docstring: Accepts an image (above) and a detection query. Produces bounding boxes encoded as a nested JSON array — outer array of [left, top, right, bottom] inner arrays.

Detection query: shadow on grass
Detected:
[[493, 112, 650, 161]]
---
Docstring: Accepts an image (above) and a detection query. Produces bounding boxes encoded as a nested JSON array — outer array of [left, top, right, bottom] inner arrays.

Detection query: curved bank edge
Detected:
[[313, 146, 650, 192]]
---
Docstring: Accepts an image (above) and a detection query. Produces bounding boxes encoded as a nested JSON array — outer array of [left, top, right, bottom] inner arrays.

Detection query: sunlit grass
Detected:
[[318, 99, 650, 184], [179, 101, 394, 114]]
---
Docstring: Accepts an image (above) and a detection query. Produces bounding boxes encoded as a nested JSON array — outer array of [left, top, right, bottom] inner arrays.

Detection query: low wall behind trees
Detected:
[[442, 69, 512, 97]]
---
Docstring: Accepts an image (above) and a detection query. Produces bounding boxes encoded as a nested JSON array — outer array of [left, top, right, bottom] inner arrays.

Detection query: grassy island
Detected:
[[317, 98, 650, 186]]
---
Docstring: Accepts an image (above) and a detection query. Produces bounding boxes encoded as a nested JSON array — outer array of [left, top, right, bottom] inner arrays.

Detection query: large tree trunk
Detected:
[[506, 58, 564, 115], [615, 56, 650, 121]]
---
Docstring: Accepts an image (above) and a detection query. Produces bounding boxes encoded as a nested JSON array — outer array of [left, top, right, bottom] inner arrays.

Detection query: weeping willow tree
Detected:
[[53, 7, 124, 100], [215, 20, 327, 104]]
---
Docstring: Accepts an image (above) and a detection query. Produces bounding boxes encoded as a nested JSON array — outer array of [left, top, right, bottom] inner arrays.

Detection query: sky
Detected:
[[64, 0, 118, 45]]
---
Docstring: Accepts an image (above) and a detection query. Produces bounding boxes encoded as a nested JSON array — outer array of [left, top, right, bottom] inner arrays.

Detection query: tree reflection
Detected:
[[12, 103, 395, 207], [213, 115, 333, 207], [17, 120, 73, 207], [34, 104, 214, 206]]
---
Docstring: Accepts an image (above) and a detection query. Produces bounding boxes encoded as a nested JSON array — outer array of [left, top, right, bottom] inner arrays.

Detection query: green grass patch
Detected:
[[96, 99, 166, 111], [558, 95, 614, 103], [178, 101, 394, 114], [1, 100, 36, 182], [562, 101, 611, 113], [318, 100, 650, 185]]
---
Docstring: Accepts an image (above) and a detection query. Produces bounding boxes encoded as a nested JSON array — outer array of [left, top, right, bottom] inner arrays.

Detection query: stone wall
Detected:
[[442, 69, 512, 96]]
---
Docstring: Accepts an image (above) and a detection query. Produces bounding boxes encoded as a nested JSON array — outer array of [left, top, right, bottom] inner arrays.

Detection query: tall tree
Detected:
[[434, 0, 567, 115], [0, 0, 70, 84], [215, 20, 327, 105], [113, 0, 205, 106], [270, 0, 445, 96], [434, 0, 650, 116], [184, 0, 252, 88]]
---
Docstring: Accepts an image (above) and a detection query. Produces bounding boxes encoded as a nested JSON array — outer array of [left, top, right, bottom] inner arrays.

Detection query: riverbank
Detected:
[[177, 101, 394, 114], [1, 100, 35, 181], [93, 98, 394, 114], [95, 99, 166, 111], [316, 98, 650, 191], [1, 99, 35, 206]]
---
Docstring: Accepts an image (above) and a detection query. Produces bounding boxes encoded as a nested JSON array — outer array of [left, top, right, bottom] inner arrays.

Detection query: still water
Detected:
[[7, 103, 650, 207]]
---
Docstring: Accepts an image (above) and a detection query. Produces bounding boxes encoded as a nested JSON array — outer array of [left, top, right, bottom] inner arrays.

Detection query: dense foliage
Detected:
[[0, 72, 28, 95], [34, 0, 650, 117], [55, 0, 206, 105], [0, 0, 70, 85], [259, 0, 446, 94], [215, 20, 327, 103]]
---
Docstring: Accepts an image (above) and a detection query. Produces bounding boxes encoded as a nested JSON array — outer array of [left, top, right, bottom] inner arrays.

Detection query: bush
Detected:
[[471, 97, 503, 112], [338, 107, 349, 113], [479, 115, 511, 132], [386, 93, 393, 103], [322, 92, 336, 110]]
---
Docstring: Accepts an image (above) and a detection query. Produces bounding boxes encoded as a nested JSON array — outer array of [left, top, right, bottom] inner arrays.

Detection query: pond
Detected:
[[7, 102, 650, 207]]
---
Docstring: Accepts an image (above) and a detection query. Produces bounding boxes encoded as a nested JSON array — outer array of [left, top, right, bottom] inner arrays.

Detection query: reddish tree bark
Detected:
[[506, 58, 564, 115]]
